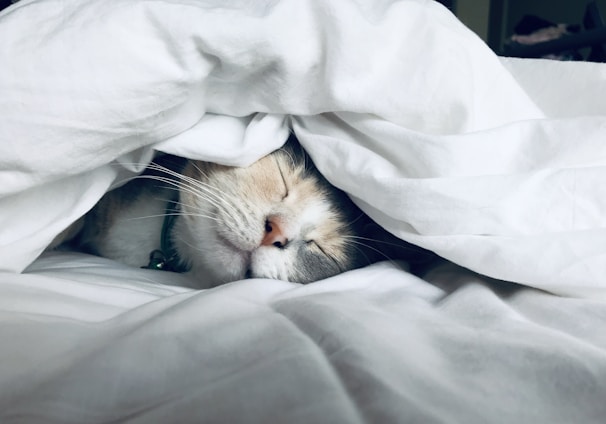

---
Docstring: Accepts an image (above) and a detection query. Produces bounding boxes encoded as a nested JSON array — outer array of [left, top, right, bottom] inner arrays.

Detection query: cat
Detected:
[[53, 135, 437, 288]]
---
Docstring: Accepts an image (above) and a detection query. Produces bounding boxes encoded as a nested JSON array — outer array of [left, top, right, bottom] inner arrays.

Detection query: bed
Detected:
[[1, 0, 606, 423]]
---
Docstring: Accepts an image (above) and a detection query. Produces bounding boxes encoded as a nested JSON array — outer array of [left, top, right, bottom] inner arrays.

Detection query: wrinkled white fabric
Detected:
[[1, 0, 605, 295], [2, 1, 606, 421], [0, 252, 603, 423]]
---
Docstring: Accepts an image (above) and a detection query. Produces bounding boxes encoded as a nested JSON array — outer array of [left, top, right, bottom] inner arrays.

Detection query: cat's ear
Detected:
[[360, 221, 442, 276]]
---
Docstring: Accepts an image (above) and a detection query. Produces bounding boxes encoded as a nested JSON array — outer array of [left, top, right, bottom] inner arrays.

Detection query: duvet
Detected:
[[1, 0, 606, 423]]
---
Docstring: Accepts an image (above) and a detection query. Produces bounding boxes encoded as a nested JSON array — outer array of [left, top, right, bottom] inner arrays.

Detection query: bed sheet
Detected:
[[0, 252, 604, 423]]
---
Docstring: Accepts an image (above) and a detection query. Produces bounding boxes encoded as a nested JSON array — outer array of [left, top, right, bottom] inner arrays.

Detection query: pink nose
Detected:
[[262, 217, 288, 248]]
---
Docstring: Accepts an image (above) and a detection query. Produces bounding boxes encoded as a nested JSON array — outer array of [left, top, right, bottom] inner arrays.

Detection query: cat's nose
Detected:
[[262, 217, 288, 248]]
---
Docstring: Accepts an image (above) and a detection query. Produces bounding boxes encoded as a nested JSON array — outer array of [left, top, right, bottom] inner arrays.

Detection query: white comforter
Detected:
[[1, 0, 606, 422]]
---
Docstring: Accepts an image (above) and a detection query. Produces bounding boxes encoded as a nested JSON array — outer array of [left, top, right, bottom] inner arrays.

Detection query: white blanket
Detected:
[[1, 0, 605, 296], [1, 0, 606, 422]]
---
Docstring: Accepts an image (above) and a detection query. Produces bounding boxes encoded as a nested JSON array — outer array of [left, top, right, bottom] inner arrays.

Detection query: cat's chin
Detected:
[[248, 246, 289, 281], [187, 238, 291, 287]]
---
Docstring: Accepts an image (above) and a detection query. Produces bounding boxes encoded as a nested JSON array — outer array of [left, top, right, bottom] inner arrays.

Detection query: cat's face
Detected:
[[173, 140, 365, 286]]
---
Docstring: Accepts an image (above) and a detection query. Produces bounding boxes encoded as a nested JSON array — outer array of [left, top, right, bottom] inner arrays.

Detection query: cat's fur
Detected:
[[54, 136, 438, 288]]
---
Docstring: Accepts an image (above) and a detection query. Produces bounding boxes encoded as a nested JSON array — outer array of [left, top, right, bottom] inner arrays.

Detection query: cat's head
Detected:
[[172, 136, 371, 287]]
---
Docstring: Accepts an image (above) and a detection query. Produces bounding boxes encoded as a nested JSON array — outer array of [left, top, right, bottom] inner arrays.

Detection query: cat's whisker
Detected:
[[181, 186, 226, 212], [142, 175, 226, 212], [176, 236, 208, 256], [215, 202, 248, 235], [174, 204, 221, 224], [187, 188, 241, 219], [142, 172, 229, 215], [116, 156, 296, 234], [190, 161, 212, 180], [143, 163, 247, 221], [144, 163, 213, 191], [108, 161, 156, 169], [342, 235, 428, 253], [121, 211, 222, 224], [119, 190, 221, 224], [345, 212, 368, 227], [313, 242, 345, 273], [144, 164, 226, 201], [176, 176, 243, 218], [342, 238, 398, 265], [342, 241, 374, 267]]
